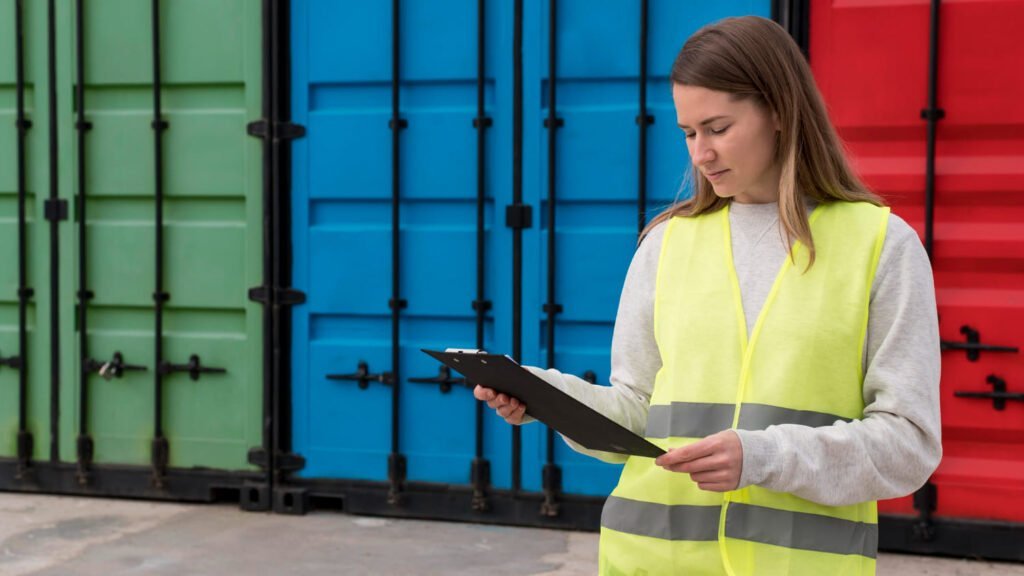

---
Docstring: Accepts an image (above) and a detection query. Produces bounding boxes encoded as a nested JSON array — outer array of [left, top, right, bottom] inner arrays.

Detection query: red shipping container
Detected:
[[810, 0, 1024, 561]]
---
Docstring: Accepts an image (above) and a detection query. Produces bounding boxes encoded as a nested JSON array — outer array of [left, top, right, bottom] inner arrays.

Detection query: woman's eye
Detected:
[[684, 132, 696, 139], [710, 126, 730, 135]]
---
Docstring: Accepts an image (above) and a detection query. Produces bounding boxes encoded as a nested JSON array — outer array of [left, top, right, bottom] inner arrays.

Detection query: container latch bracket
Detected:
[[941, 325, 1019, 362], [327, 361, 394, 390], [409, 364, 467, 394], [954, 375, 1024, 411]]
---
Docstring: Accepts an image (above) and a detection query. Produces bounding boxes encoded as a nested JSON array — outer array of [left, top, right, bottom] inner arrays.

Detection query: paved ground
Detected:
[[1, 493, 1023, 575]]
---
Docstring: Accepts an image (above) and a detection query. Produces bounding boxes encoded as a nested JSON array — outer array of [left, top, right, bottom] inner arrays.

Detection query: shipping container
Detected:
[[285, 0, 518, 519], [281, 0, 773, 528], [6, 1, 1013, 564], [0, 0, 272, 507], [0, 0, 50, 477], [517, 0, 769, 501], [810, 0, 1024, 561]]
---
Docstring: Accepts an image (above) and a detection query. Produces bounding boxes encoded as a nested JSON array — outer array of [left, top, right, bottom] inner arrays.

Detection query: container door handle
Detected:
[[327, 361, 393, 390], [941, 325, 1019, 362], [954, 375, 1024, 411], [84, 351, 147, 380], [158, 354, 226, 381], [409, 364, 467, 394]]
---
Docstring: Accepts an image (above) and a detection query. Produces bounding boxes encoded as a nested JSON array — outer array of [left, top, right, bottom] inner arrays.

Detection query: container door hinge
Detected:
[[247, 447, 268, 469], [247, 448, 306, 473], [277, 452, 306, 472], [248, 286, 307, 306], [505, 204, 533, 230], [246, 120, 307, 141], [543, 117, 565, 129], [44, 199, 69, 222], [0, 352, 22, 370]]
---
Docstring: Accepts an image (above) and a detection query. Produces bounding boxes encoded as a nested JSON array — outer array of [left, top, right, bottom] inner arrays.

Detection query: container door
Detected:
[[0, 0, 50, 463], [290, 0, 513, 487], [520, 0, 772, 497], [63, 0, 264, 471], [811, 0, 1024, 525], [923, 0, 1024, 524]]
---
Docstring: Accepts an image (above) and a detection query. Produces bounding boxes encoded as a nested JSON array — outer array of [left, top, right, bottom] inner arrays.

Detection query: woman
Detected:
[[475, 15, 941, 576]]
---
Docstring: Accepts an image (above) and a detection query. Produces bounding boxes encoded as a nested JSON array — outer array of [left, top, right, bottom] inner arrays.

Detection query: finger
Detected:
[[491, 394, 521, 410], [667, 454, 728, 475], [505, 405, 527, 425], [689, 470, 733, 484], [696, 482, 735, 492], [473, 386, 495, 401], [497, 401, 520, 419], [654, 438, 717, 467], [680, 437, 719, 460], [659, 444, 716, 467]]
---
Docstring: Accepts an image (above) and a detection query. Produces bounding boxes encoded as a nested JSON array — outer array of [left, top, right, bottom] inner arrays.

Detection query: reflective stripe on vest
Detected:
[[603, 496, 878, 558], [600, 201, 889, 576], [646, 402, 853, 439]]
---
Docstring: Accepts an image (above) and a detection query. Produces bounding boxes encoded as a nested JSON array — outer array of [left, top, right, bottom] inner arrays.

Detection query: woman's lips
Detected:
[[706, 169, 729, 181]]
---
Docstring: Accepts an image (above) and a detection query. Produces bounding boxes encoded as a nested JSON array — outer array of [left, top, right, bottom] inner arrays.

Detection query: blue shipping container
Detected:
[[289, 0, 770, 507]]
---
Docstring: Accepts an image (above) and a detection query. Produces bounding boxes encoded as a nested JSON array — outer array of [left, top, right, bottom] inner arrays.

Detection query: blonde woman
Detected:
[[475, 15, 941, 576]]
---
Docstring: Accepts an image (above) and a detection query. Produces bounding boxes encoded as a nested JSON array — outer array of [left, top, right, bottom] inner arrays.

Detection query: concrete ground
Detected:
[[1, 493, 1022, 575]]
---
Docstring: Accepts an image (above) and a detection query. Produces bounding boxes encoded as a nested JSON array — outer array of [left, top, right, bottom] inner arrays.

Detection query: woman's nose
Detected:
[[691, 137, 715, 166]]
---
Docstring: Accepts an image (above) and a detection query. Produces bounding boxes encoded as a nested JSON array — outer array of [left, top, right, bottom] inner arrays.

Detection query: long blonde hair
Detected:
[[642, 16, 884, 266]]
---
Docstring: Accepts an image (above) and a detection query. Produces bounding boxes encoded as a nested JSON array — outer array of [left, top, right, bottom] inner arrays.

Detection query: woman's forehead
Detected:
[[673, 85, 754, 125]]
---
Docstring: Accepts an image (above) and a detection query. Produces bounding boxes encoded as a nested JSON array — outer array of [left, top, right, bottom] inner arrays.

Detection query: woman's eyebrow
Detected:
[[677, 115, 731, 129]]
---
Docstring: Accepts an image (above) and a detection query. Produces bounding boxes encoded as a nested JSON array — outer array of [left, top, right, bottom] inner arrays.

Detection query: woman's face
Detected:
[[672, 84, 781, 204]]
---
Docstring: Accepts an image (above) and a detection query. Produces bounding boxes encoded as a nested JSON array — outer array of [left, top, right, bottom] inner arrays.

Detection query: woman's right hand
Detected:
[[473, 385, 527, 425]]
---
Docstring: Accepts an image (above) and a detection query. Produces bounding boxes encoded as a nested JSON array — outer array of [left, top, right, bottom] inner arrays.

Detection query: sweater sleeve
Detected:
[[519, 223, 666, 464], [734, 214, 943, 506]]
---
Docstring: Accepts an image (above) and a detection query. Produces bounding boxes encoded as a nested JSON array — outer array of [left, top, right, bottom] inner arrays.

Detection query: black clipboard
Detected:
[[422, 349, 665, 458]]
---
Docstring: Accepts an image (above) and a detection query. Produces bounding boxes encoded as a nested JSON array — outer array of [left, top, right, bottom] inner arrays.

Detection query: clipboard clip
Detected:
[[409, 364, 468, 394], [327, 361, 394, 390]]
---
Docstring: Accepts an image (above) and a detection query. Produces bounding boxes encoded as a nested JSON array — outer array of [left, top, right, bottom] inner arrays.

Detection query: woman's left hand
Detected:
[[655, 430, 743, 492]]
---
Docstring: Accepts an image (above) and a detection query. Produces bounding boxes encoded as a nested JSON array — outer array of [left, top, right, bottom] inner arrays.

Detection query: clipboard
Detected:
[[422, 349, 665, 458]]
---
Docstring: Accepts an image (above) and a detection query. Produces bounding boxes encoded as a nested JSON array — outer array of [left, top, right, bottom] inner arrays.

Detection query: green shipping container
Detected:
[[1, 0, 267, 502], [0, 0, 49, 467]]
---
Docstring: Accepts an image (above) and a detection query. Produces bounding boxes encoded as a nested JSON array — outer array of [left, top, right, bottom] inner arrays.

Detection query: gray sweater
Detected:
[[524, 201, 942, 507]]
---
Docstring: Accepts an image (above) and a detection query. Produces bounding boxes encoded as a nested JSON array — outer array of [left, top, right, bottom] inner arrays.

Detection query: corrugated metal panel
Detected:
[[811, 0, 1024, 525], [519, 0, 770, 496], [0, 0, 54, 463], [64, 0, 265, 470], [290, 0, 514, 487], [290, 0, 771, 505], [0, 0, 264, 477]]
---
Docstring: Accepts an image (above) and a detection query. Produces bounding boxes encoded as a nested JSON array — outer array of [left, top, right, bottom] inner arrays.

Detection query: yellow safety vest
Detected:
[[600, 201, 889, 576]]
